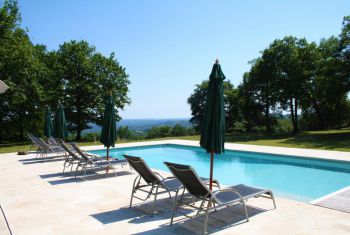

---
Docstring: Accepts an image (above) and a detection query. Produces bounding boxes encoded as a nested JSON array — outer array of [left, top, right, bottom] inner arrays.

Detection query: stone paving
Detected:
[[1, 140, 350, 234]]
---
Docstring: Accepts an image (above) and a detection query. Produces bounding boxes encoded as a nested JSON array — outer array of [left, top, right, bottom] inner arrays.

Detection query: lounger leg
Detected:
[[63, 161, 66, 172], [151, 186, 159, 216], [70, 162, 75, 174], [110, 164, 116, 176], [194, 198, 206, 219], [179, 188, 186, 202], [129, 176, 140, 208], [83, 166, 87, 181], [241, 199, 249, 222], [75, 164, 81, 179], [170, 190, 180, 225], [270, 191, 276, 209]]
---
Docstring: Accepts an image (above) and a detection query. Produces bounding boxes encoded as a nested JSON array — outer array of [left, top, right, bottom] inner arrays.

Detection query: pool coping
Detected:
[[309, 185, 350, 204], [81, 139, 350, 163]]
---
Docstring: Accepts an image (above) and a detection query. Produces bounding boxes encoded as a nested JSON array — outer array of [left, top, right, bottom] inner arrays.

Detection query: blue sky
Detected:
[[17, 0, 350, 119]]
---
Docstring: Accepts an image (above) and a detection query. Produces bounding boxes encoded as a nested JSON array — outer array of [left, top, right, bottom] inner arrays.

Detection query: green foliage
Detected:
[[232, 121, 247, 133], [273, 118, 293, 133], [0, 0, 45, 141], [0, 1, 130, 143], [189, 16, 350, 134], [117, 126, 134, 140], [82, 132, 100, 142], [54, 41, 130, 140], [172, 124, 187, 136], [146, 125, 194, 139]]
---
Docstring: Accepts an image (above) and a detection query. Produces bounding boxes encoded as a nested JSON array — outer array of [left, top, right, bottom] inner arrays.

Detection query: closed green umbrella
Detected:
[[100, 93, 116, 162], [200, 59, 226, 190], [44, 106, 53, 138], [53, 103, 68, 139]]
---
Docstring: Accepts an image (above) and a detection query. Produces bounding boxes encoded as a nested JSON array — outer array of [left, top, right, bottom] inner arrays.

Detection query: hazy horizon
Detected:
[[18, 0, 350, 119]]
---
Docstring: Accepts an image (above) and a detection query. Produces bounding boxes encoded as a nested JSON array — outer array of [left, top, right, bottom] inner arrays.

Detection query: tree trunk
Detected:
[[265, 85, 271, 133], [311, 99, 325, 130], [76, 128, 82, 141], [18, 111, 24, 141], [75, 94, 82, 141], [293, 98, 299, 133], [290, 98, 296, 131], [265, 104, 271, 133], [337, 105, 341, 129]]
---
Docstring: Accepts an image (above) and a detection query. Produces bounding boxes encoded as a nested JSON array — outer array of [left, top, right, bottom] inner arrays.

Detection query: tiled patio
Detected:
[[1, 140, 350, 235]]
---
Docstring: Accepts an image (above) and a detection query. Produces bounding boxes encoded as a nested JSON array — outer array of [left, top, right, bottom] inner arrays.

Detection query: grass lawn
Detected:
[[1, 129, 349, 154], [180, 129, 350, 152]]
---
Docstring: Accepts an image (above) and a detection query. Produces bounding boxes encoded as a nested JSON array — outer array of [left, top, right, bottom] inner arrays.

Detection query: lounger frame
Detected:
[[164, 161, 276, 234]]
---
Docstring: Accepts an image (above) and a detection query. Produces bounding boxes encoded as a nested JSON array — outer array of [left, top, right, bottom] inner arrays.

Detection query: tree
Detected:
[[236, 74, 265, 132], [0, 0, 45, 141], [117, 126, 133, 140], [265, 37, 318, 133], [172, 124, 187, 136], [242, 51, 279, 132], [91, 52, 131, 124], [146, 126, 172, 139], [339, 16, 350, 88], [302, 37, 346, 129], [55, 41, 130, 140]]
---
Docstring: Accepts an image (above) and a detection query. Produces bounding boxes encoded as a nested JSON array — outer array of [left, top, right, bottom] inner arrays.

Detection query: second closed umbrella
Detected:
[[53, 103, 68, 140], [100, 93, 117, 161], [44, 106, 53, 138]]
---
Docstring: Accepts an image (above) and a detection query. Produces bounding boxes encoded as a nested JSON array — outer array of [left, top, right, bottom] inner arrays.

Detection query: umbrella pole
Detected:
[[209, 150, 214, 190], [106, 147, 109, 173]]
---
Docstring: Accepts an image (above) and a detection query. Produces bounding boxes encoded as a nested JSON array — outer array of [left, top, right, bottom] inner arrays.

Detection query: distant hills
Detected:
[[83, 118, 192, 134]]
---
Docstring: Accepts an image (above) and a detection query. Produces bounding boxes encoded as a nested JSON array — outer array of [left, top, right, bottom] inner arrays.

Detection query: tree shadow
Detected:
[[225, 131, 350, 151], [279, 132, 350, 150]]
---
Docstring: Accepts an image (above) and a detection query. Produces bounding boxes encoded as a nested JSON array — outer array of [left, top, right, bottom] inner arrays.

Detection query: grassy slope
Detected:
[[1, 129, 349, 154], [181, 129, 350, 152]]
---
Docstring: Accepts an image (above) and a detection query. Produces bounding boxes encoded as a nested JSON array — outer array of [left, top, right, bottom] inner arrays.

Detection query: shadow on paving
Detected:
[[21, 158, 64, 165], [18, 154, 63, 161], [91, 195, 268, 234], [19, 154, 65, 165], [39, 172, 68, 179], [47, 171, 133, 185]]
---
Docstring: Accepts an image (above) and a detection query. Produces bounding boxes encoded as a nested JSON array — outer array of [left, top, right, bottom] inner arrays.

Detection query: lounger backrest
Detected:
[[29, 135, 41, 147], [48, 137, 58, 145], [37, 138, 51, 150], [124, 155, 160, 184], [28, 134, 35, 142], [60, 142, 81, 161], [70, 144, 93, 164], [164, 162, 212, 199]]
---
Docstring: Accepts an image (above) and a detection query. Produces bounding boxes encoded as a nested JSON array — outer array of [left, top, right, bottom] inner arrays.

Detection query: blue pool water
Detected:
[[90, 144, 350, 202]]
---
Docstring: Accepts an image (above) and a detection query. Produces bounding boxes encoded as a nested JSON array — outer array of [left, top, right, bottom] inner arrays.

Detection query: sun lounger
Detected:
[[70, 143, 128, 168], [28, 133, 39, 153], [59, 142, 83, 173], [164, 161, 276, 234], [124, 155, 184, 215], [28, 134, 45, 157], [61, 143, 128, 180], [37, 137, 64, 157]]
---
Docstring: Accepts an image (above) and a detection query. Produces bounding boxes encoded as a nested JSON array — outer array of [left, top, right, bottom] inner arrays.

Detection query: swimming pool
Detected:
[[89, 144, 350, 202]]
